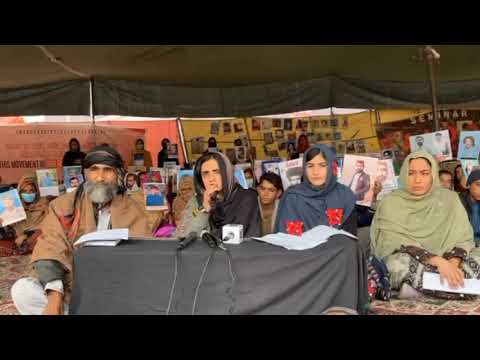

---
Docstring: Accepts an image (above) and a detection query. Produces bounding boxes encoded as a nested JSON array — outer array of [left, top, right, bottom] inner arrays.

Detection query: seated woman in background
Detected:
[[62, 138, 86, 167], [11, 176, 50, 254], [290, 134, 310, 160], [177, 152, 261, 239], [273, 144, 369, 314], [172, 176, 195, 225], [130, 138, 153, 170], [371, 151, 480, 300]]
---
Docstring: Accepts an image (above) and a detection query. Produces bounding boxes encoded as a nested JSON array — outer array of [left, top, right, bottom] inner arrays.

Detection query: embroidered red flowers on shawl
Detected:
[[326, 208, 343, 226], [286, 220, 304, 236]]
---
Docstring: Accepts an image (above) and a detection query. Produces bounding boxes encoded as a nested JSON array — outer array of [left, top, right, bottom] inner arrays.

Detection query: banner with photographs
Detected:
[[191, 137, 205, 155], [234, 168, 248, 189], [0, 124, 145, 185], [339, 155, 398, 207], [375, 159, 398, 201], [177, 169, 194, 187], [167, 143, 179, 159], [461, 159, 480, 178], [458, 131, 480, 159], [147, 169, 163, 183], [0, 189, 27, 226], [36, 169, 60, 197], [143, 183, 168, 211], [376, 109, 480, 164], [408, 130, 453, 162], [63, 166, 84, 193], [262, 160, 282, 177], [278, 158, 303, 190]]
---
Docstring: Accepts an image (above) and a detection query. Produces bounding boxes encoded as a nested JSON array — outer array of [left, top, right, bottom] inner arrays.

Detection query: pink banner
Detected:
[[0, 124, 145, 184]]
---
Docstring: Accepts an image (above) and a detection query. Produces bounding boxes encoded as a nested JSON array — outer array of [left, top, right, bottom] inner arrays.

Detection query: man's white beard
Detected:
[[84, 180, 118, 204]]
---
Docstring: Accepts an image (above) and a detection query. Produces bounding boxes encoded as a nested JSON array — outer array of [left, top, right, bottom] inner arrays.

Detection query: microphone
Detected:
[[177, 232, 198, 251], [201, 230, 221, 249]]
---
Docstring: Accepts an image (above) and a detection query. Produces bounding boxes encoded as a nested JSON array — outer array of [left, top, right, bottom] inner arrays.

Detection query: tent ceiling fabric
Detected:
[[1, 45, 480, 116]]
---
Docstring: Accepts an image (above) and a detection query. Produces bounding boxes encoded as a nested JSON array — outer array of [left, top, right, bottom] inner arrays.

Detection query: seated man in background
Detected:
[[11, 145, 148, 315], [439, 170, 453, 190], [256, 173, 283, 236]]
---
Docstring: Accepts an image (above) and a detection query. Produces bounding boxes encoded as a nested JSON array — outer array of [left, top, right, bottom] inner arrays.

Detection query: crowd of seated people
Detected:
[[3, 134, 480, 315]]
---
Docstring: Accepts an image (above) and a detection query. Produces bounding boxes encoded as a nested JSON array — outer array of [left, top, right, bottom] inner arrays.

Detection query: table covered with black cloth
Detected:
[[69, 235, 368, 315]]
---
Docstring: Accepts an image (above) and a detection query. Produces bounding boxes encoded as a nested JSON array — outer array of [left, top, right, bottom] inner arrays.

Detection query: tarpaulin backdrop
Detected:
[[0, 124, 145, 184], [1, 46, 480, 117]]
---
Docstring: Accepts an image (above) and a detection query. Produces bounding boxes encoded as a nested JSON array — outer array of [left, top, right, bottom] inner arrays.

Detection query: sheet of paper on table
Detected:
[[253, 225, 357, 251], [74, 228, 129, 247], [422, 272, 480, 295]]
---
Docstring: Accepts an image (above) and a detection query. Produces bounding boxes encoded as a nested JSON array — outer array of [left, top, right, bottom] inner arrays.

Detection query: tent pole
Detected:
[[424, 46, 441, 131], [176, 117, 189, 164], [243, 117, 254, 161], [89, 78, 97, 145], [90, 79, 95, 125]]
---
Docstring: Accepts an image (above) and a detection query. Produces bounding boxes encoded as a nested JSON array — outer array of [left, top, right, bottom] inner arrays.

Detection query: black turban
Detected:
[[83, 145, 124, 169]]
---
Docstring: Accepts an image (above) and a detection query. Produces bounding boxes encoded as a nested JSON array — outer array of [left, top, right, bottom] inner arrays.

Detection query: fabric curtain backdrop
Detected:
[[2, 45, 480, 116]]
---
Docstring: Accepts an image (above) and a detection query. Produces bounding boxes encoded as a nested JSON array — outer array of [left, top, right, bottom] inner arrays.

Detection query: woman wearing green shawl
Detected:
[[371, 151, 480, 300]]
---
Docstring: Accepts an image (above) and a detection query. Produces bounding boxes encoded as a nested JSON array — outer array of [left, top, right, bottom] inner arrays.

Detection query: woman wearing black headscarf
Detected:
[[62, 138, 86, 167], [176, 152, 261, 239]]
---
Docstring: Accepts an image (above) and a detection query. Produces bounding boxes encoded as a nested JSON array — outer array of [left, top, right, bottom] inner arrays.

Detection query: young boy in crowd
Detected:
[[439, 170, 453, 190], [256, 173, 283, 236]]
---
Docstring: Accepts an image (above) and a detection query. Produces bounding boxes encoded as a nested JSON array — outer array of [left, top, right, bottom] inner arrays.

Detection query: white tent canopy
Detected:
[[22, 108, 369, 123]]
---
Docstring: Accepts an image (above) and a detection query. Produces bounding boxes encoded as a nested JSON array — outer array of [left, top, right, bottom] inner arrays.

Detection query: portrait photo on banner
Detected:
[[339, 155, 378, 207], [0, 189, 27, 227], [63, 166, 84, 193], [461, 159, 480, 178], [36, 169, 60, 197], [458, 131, 480, 159], [278, 158, 303, 190], [252, 118, 261, 131], [409, 129, 453, 162], [210, 121, 220, 135], [375, 159, 398, 201], [143, 183, 168, 211]]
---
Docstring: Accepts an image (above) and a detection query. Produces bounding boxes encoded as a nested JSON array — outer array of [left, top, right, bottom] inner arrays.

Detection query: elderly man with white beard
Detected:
[[11, 145, 148, 315]]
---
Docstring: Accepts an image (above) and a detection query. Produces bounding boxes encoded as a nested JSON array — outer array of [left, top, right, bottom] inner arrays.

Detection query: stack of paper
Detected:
[[253, 225, 357, 251], [422, 272, 480, 295], [74, 228, 129, 247]]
